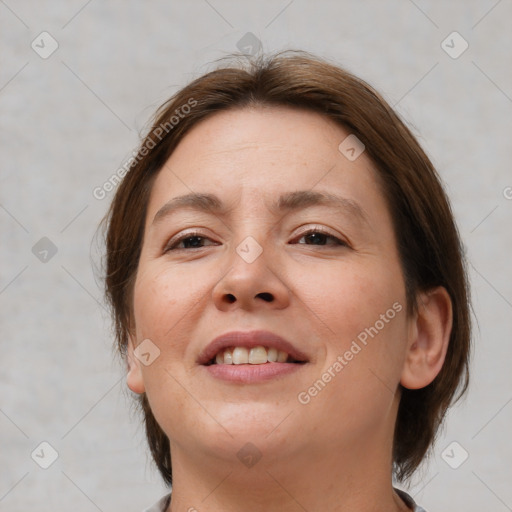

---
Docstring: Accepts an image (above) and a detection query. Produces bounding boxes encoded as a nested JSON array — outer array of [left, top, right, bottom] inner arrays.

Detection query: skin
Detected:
[[126, 105, 452, 512]]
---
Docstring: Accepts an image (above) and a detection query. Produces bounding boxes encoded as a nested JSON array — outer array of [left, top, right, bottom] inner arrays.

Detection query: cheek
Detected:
[[298, 290, 407, 446], [303, 259, 404, 334], [132, 263, 203, 340], [308, 260, 408, 383]]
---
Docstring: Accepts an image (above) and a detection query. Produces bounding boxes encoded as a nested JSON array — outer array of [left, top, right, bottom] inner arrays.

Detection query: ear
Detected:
[[401, 286, 453, 389], [126, 335, 146, 394]]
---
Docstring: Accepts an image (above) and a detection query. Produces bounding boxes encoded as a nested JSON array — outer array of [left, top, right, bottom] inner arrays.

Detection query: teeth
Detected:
[[214, 346, 291, 365], [232, 347, 249, 364], [267, 347, 278, 362], [224, 348, 233, 364], [249, 346, 267, 364]]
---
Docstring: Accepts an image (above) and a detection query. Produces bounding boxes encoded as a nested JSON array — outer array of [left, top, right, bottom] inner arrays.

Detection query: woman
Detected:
[[102, 50, 470, 511]]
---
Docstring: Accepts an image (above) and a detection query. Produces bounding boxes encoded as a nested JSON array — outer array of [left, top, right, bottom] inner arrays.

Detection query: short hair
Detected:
[[102, 49, 471, 484]]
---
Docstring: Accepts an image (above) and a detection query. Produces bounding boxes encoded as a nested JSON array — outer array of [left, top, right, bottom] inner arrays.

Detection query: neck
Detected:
[[166, 436, 410, 512]]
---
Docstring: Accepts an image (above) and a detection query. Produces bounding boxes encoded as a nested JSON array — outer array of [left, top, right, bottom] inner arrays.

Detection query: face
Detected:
[[127, 106, 414, 470]]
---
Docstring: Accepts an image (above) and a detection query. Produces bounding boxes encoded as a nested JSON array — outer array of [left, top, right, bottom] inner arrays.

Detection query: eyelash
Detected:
[[164, 227, 348, 252]]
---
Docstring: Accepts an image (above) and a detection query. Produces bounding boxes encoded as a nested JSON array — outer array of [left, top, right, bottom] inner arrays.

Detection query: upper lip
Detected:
[[197, 330, 310, 365]]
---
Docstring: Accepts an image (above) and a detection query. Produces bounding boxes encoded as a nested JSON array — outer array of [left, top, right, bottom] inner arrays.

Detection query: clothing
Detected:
[[142, 493, 171, 512], [395, 488, 428, 512], [142, 488, 426, 511]]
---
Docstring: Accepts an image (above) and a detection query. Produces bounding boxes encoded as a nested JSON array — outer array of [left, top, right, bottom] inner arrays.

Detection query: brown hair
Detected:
[[103, 50, 471, 484]]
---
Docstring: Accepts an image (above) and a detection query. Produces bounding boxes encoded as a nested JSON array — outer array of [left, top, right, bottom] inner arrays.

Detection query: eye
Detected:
[[292, 227, 348, 247], [164, 231, 218, 252], [164, 227, 348, 252]]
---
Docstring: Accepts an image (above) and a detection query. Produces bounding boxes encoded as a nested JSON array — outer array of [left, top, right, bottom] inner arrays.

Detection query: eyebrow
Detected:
[[151, 190, 370, 227]]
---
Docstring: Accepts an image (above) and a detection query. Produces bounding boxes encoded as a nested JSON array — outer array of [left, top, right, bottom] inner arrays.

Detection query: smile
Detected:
[[212, 346, 297, 365]]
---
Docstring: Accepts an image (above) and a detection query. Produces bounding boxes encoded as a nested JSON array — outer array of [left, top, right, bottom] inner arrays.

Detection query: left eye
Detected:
[[293, 229, 346, 246]]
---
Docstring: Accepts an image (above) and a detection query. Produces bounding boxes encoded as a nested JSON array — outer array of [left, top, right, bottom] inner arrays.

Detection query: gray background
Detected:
[[1, 1, 511, 511]]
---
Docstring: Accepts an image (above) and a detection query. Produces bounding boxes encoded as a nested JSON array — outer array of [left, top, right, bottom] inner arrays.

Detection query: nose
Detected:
[[212, 238, 291, 312]]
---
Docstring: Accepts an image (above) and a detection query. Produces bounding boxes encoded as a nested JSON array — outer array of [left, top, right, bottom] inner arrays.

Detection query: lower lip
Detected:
[[203, 362, 305, 383]]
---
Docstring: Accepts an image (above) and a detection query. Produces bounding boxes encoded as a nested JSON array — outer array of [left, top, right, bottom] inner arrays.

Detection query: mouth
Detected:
[[207, 346, 305, 366], [198, 330, 309, 383]]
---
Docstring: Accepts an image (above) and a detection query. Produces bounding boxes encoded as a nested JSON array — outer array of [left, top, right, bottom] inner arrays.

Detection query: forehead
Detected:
[[146, 105, 388, 225], [171, 104, 346, 166]]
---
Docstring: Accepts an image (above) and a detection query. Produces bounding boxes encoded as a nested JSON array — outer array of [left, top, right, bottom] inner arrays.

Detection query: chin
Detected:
[[186, 403, 299, 457]]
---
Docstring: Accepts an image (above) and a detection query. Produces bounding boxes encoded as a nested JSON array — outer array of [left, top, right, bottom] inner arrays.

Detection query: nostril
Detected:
[[223, 292, 273, 303]]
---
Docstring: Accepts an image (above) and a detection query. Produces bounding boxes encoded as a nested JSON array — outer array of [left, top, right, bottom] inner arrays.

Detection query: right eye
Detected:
[[164, 231, 219, 252]]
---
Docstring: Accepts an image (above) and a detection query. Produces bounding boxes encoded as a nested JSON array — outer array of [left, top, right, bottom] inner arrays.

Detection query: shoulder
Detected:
[[144, 490, 426, 512], [141, 493, 172, 512], [394, 487, 428, 512]]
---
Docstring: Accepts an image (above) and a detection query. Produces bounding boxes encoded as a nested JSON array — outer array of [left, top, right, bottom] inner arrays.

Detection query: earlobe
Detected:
[[400, 286, 453, 390], [126, 336, 146, 394]]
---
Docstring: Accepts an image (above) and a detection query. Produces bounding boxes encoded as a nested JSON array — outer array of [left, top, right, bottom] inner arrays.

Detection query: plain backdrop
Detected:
[[1, 1, 511, 511]]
